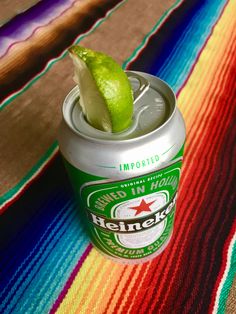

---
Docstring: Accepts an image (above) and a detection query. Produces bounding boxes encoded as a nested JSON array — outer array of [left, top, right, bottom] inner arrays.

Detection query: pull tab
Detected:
[[126, 71, 150, 104]]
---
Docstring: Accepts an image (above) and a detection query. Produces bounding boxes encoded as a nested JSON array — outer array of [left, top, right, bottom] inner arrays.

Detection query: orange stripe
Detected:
[[75, 259, 114, 312], [78, 261, 123, 313], [56, 250, 136, 313], [105, 265, 137, 313], [89, 263, 126, 313]]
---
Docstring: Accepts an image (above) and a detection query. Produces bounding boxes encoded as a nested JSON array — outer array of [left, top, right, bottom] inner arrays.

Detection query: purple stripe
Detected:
[[0, 0, 75, 57], [49, 244, 93, 313]]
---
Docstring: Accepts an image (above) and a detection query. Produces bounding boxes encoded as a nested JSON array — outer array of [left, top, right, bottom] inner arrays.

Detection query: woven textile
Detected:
[[0, 0, 235, 313]]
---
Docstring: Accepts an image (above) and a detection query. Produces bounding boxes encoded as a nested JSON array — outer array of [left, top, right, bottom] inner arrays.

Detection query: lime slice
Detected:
[[69, 45, 133, 133]]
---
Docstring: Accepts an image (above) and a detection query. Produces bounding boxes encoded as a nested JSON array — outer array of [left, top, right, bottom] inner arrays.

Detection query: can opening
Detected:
[[63, 72, 176, 141]]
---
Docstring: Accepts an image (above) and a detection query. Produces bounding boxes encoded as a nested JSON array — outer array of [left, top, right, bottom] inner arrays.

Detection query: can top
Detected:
[[62, 71, 176, 142]]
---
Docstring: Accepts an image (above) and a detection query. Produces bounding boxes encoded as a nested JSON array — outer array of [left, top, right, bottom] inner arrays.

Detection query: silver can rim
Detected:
[[61, 71, 177, 144]]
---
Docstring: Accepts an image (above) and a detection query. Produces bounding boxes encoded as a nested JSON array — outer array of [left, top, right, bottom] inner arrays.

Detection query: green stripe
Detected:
[[0, 0, 183, 207], [217, 238, 236, 314], [122, 0, 183, 69], [0, 0, 127, 111], [0, 141, 58, 206]]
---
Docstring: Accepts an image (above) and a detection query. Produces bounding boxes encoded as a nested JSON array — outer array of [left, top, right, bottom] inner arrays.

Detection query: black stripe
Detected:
[[128, 0, 204, 73]]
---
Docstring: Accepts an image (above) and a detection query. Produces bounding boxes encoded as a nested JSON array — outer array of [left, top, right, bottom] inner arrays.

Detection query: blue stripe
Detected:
[[11, 209, 89, 313], [0, 195, 70, 282], [156, 0, 227, 91], [1, 201, 89, 313], [1, 203, 78, 312]]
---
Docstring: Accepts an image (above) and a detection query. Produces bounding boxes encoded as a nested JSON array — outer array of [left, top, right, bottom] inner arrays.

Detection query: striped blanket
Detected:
[[0, 0, 235, 313]]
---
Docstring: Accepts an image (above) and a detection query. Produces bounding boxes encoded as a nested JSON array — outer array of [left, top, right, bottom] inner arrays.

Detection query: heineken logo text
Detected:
[[88, 193, 177, 233]]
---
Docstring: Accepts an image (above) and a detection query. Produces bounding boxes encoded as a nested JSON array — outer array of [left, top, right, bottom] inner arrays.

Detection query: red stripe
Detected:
[[153, 57, 236, 313], [148, 95, 232, 313], [174, 94, 236, 313], [192, 134, 236, 312], [159, 33, 236, 299], [122, 263, 149, 313], [134, 243, 174, 312]]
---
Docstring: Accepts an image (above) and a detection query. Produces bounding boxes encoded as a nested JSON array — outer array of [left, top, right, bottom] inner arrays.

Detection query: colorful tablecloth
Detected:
[[0, 0, 235, 313]]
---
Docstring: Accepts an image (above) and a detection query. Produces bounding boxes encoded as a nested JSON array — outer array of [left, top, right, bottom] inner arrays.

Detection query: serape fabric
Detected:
[[0, 0, 235, 313]]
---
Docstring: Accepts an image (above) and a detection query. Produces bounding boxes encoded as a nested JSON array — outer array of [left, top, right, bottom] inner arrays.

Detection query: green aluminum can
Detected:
[[58, 71, 186, 263]]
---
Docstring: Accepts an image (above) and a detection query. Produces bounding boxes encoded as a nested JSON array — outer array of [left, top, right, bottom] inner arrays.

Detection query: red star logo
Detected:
[[129, 199, 155, 216]]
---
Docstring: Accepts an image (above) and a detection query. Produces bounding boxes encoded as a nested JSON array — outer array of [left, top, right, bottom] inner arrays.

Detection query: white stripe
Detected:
[[212, 232, 236, 314]]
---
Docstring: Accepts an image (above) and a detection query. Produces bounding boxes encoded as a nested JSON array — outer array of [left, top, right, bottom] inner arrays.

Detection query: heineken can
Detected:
[[58, 71, 186, 263]]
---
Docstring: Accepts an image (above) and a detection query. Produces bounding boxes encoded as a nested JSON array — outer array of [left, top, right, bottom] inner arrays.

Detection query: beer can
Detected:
[[58, 71, 186, 264]]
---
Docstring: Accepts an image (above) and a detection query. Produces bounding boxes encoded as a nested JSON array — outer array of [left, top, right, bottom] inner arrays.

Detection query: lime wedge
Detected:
[[69, 45, 133, 133]]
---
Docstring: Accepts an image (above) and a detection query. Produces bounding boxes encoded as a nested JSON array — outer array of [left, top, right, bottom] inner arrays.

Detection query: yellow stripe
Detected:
[[56, 250, 134, 314], [56, 249, 101, 313], [74, 257, 112, 312], [88, 263, 126, 313]]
